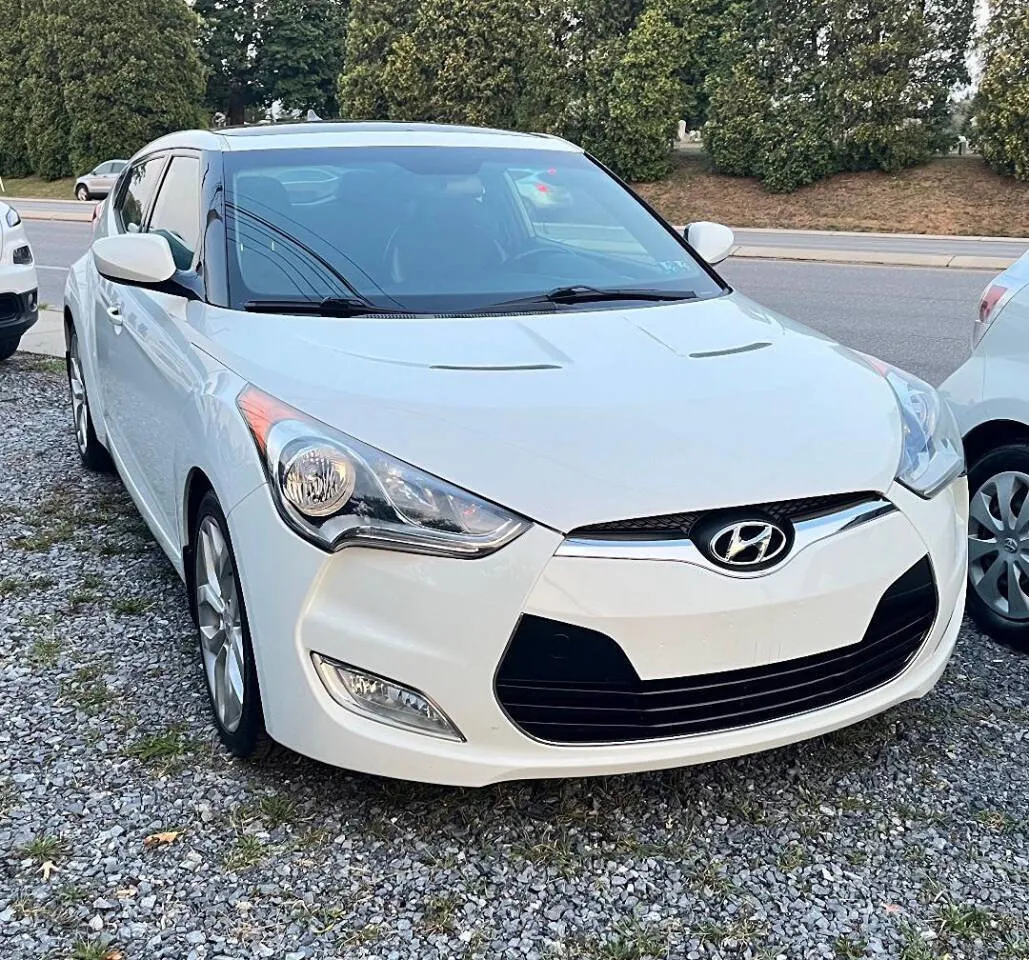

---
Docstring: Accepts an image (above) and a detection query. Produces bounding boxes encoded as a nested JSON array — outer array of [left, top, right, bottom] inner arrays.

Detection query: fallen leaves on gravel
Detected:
[[143, 830, 180, 848]]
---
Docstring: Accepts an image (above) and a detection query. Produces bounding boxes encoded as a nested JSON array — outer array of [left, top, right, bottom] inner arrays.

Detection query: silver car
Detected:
[[74, 160, 128, 201]]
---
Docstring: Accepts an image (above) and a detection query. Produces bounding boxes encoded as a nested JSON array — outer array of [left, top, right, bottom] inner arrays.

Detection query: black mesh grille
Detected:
[[570, 492, 879, 540], [0, 293, 19, 321], [495, 557, 937, 744]]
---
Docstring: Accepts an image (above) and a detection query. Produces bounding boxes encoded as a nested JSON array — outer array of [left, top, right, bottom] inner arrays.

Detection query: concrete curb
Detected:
[[730, 245, 1017, 271], [21, 209, 92, 222]]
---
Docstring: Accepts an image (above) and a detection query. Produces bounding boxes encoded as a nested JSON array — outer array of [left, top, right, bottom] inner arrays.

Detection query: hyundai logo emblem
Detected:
[[708, 519, 789, 569]]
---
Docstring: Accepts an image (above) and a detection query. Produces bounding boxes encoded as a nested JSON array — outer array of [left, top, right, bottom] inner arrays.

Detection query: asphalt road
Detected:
[[23, 218, 985, 386]]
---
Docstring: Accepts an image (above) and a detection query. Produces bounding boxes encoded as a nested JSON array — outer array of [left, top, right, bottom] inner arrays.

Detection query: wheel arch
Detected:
[[963, 420, 1029, 471], [182, 467, 215, 619]]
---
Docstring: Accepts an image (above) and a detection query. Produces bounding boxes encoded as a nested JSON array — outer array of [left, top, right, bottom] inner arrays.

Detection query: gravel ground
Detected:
[[3, 354, 1029, 960]]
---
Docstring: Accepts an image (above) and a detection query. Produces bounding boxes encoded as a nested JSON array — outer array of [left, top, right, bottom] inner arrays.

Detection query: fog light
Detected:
[[311, 654, 463, 741]]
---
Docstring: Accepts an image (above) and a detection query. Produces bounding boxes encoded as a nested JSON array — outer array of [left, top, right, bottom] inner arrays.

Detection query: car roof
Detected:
[[133, 122, 580, 159]]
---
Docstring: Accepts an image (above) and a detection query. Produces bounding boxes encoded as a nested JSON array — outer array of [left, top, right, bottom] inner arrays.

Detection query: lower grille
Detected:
[[0, 293, 19, 321], [495, 557, 937, 744]]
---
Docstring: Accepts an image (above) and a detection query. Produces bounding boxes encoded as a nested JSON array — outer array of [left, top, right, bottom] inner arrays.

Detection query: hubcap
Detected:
[[68, 346, 89, 454], [195, 516, 246, 732], [969, 471, 1029, 621]]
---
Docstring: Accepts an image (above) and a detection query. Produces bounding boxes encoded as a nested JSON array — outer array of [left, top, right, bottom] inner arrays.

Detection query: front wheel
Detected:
[[67, 329, 113, 472], [75, 185, 90, 201], [192, 491, 274, 758], [0, 338, 18, 362], [966, 443, 1029, 652]]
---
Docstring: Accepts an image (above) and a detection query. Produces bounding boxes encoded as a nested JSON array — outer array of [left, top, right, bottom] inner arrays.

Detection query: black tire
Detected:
[[191, 491, 276, 759], [67, 328, 114, 472], [966, 442, 1029, 652], [75, 185, 90, 201], [0, 338, 18, 362]]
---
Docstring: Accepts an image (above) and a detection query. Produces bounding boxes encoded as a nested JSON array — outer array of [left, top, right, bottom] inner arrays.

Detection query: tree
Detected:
[[195, 0, 263, 125], [60, 0, 205, 172], [0, 0, 31, 177], [254, 0, 347, 116], [974, 0, 1029, 182], [704, 0, 975, 191], [379, 0, 551, 128], [338, 0, 417, 119], [20, 0, 72, 179]]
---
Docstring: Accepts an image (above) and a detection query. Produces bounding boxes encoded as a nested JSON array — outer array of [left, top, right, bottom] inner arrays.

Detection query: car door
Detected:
[[87, 163, 112, 194], [97, 152, 204, 546]]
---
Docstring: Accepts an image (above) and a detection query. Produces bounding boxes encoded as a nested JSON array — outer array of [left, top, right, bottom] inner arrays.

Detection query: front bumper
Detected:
[[0, 283, 38, 342], [227, 478, 967, 786]]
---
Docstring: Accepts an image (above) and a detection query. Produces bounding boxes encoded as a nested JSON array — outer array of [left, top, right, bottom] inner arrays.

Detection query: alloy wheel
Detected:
[[68, 346, 89, 455], [195, 516, 246, 732], [969, 470, 1029, 621]]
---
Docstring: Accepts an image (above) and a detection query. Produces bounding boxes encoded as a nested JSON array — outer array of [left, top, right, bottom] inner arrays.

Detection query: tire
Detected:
[[75, 185, 90, 201], [191, 491, 276, 759], [0, 338, 18, 362], [67, 328, 113, 472], [966, 442, 1029, 652]]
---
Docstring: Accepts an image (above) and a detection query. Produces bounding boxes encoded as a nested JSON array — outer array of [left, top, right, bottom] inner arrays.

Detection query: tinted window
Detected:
[[223, 146, 722, 314], [115, 156, 166, 233], [95, 162, 113, 175], [148, 156, 201, 270], [111, 161, 127, 173]]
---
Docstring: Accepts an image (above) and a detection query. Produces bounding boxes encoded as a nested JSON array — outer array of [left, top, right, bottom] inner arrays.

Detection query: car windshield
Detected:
[[222, 145, 724, 314]]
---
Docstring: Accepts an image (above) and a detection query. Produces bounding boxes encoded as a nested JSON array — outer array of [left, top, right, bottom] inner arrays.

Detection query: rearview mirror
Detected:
[[93, 233, 177, 286], [685, 221, 735, 266]]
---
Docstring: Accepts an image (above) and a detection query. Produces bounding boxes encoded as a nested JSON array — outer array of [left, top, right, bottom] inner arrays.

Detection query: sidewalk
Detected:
[[18, 308, 64, 358]]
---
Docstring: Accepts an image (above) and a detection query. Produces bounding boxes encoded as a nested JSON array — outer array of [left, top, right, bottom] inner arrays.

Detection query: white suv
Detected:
[[0, 200, 38, 361], [942, 251, 1029, 647]]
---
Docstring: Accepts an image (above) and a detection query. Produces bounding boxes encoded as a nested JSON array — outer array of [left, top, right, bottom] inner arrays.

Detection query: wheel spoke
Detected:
[[197, 581, 225, 617], [968, 537, 1000, 564], [994, 473, 1017, 529], [1008, 560, 1029, 618], [970, 489, 1004, 535], [975, 554, 1005, 603]]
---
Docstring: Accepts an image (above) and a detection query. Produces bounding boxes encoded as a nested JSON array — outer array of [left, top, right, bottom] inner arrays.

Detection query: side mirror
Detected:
[[93, 233, 177, 286], [685, 221, 735, 266]]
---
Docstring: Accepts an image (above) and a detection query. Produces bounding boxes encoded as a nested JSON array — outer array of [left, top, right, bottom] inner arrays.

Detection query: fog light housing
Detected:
[[311, 654, 463, 741]]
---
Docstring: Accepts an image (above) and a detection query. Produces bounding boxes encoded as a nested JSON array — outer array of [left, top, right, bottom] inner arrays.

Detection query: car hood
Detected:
[[192, 294, 904, 532]]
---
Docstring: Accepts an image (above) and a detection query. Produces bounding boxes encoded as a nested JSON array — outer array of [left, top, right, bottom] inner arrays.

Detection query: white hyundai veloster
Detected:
[[63, 123, 967, 786]]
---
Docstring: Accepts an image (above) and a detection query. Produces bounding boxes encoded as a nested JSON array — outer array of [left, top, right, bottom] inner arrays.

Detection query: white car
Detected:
[[64, 123, 967, 786], [941, 251, 1029, 648], [0, 200, 39, 361]]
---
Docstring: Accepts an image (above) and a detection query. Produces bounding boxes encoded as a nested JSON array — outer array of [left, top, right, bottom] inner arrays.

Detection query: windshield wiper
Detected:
[[243, 297, 407, 317], [486, 286, 698, 310]]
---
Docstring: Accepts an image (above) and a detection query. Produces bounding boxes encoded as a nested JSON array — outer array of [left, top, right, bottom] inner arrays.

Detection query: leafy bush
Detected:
[[704, 0, 974, 191], [974, 0, 1029, 182]]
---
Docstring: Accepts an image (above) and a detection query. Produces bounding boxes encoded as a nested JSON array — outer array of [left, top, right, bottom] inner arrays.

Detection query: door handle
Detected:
[[105, 302, 123, 326]]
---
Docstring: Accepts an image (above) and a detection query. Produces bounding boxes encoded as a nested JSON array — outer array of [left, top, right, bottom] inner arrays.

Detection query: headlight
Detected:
[[4, 207, 20, 227], [237, 384, 530, 557], [880, 363, 964, 499]]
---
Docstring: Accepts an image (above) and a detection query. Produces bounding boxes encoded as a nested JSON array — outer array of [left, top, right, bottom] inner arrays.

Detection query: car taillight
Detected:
[[974, 280, 1016, 348]]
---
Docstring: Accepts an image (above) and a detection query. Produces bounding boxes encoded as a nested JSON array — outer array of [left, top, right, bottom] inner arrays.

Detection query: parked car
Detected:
[[74, 159, 127, 200], [64, 123, 967, 786], [941, 251, 1029, 648], [0, 200, 38, 361]]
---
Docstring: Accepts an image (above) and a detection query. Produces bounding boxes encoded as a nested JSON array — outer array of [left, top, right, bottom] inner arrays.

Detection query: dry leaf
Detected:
[[143, 830, 180, 848], [39, 860, 56, 881], [103, 950, 125, 960]]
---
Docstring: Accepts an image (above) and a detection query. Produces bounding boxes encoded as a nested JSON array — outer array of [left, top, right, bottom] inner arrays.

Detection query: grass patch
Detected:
[[635, 154, 1029, 237], [60, 664, 116, 715], [21, 833, 64, 860], [111, 596, 153, 615], [578, 920, 668, 959], [0, 576, 28, 597], [124, 724, 197, 770], [936, 902, 997, 940], [224, 834, 266, 871], [28, 636, 61, 667], [69, 939, 112, 960], [0, 176, 78, 200], [257, 793, 298, 829], [421, 892, 462, 934], [834, 935, 868, 959]]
